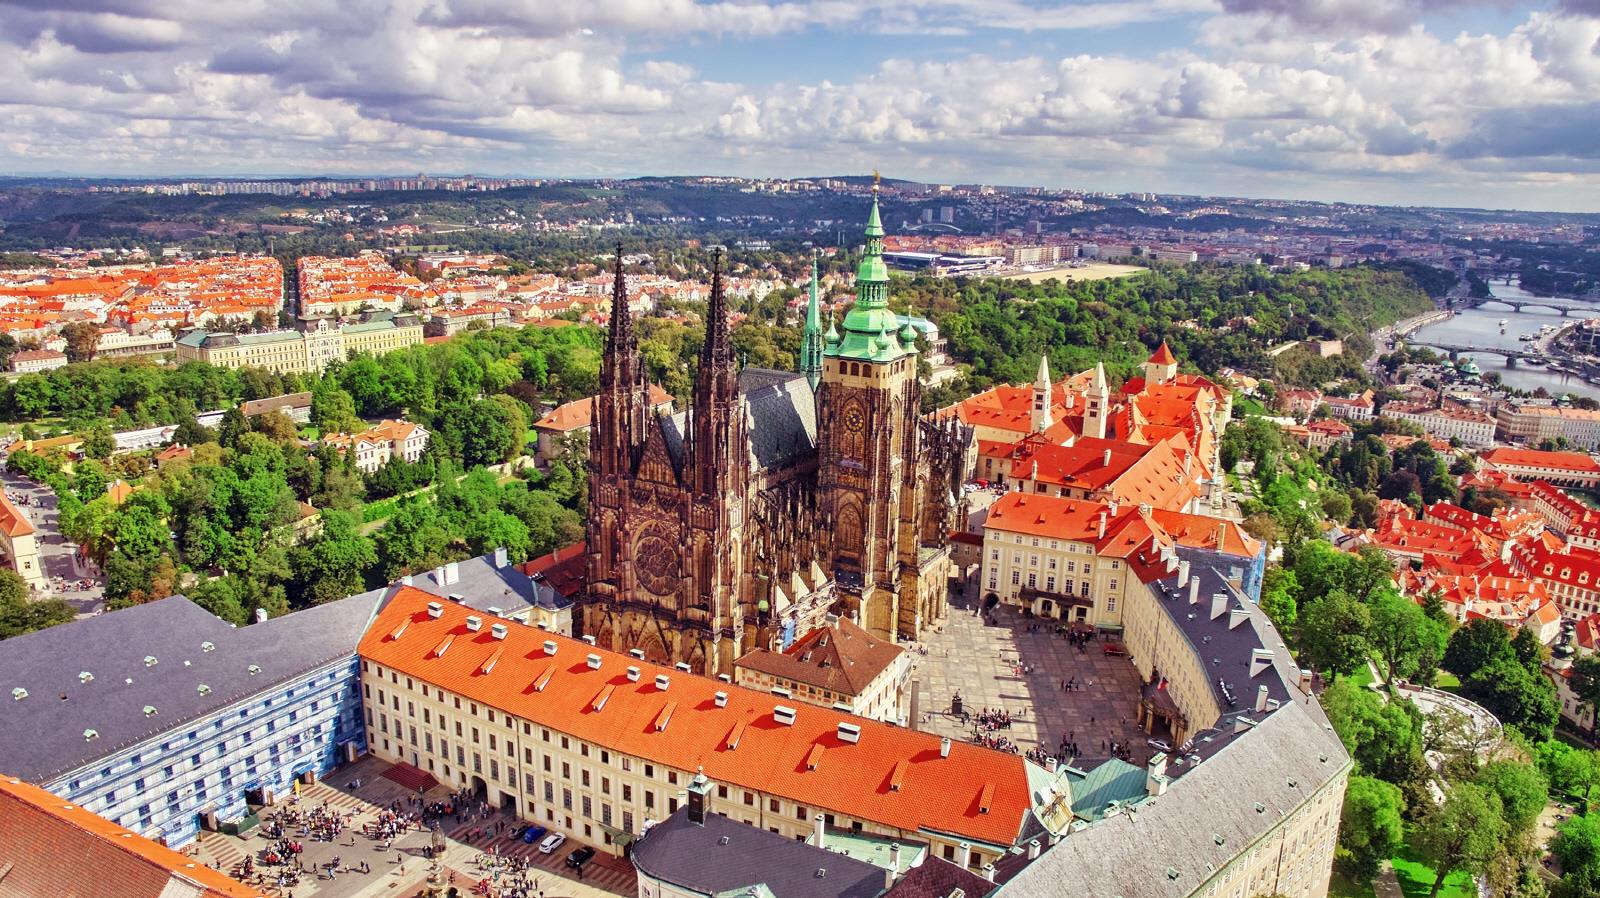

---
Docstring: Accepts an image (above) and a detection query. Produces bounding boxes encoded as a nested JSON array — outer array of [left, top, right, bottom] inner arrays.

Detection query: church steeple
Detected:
[[691, 248, 744, 498], [600, 244, 641, 391], [801, 249, 824, 392], [826, 180, 914, 363]]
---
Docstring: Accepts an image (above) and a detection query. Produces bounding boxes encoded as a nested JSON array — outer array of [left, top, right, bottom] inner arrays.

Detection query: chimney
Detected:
[[1097, 512, 1107, 540], [773, 705, 797, 726], [957, 842, 972, 870], [1146, 752, 1169, 797], [813, 814, 826, 848], [465, 615, 482, 632], [426, 601, 443, 619], [886, 843, 902, 890], [1298, 668, 1313, 692], [487, 606, 503, 618], [444, 561, 459, 585], [655, 674, 670, 691], [433, 565, 446, 585], [543, 639, 557, 656], [586, 653, 601, 670], [402, 574, 413, 586], [1250, 649, 1274, 678], [255, 608, 268, 624], [1229, 606, 1250, 630], [1027, 839, 1041, 860], [982, 864, 996, 883], [1216, 522, 1228, 550], [1103, 448, 1112, 467], [490, 623, 508, 641], [940, 737, 952, 758], [1210, 592, 1227, 620], [675, 662, 692, 673], [1255, 684, 1270, 713], [626, 665, 640, 682], [583, 635, 597, 645], [714, 690, 728, 707], [837, 722, 861, 744], [494, 546, 508, 568], [1188, 576, 1201, 605], [629, 648, 646, 660], [1177, 559, 1189, 586]]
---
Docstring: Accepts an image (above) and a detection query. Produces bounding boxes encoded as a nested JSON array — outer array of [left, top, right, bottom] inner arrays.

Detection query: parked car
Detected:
[[539, 832, 567, 854], [566, 846, 596, 868], [522, 825, 548, 844]]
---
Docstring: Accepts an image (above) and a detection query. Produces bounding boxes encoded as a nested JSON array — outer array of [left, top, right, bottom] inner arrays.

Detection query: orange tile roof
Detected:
[[0, 490, 36, 538], [1483, 447, 1600, 474], [0, 775, 264, 898], [1147, 342, 1177, 365], [360, 588, 1038, 847], [535, 385, 673, 432]]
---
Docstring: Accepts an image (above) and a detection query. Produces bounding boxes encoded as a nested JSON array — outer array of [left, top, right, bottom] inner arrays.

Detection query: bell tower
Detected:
[[817, 181, 923, 640]]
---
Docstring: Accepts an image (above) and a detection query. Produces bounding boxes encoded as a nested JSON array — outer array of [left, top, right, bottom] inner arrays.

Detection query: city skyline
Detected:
[[2, 1, 1599, 211]]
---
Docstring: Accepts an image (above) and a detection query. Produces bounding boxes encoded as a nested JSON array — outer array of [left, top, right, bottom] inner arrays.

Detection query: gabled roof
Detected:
[[736, 616, 904, 698], [360, 588, 1045, 848], [0, 776, 264, 898], [535, 384, 674, 432]]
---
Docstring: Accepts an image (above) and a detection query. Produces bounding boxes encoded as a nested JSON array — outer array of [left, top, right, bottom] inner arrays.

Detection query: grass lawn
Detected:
[[1330, 870, 1378, 898], [1433, 671, 1461, 690], [1390, 838, 1475, 898], [1350, 661, 1379, 690]]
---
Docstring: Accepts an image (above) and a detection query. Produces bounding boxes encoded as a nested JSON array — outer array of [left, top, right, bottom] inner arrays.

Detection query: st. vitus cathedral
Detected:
[[582, 190, 972, 675]]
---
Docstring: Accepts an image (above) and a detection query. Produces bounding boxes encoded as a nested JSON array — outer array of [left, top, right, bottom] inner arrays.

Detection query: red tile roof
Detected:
[[1147, 342, 1177, 365], [360, 588, 1038, 847]]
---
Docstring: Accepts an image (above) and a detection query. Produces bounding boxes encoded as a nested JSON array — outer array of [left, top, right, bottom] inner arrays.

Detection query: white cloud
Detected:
[[0, 0, 1594, 208]]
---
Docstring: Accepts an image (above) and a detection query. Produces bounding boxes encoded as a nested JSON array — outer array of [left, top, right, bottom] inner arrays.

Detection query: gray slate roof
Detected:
[[633, 809, 885, 898], [403, 552, 571, 613], [1147, 549, 1300, 718], [994, 550, 1351, 898], [657, 368, 819, 476], [0, 590, 388, 784], [994, 700, 1348, 898]]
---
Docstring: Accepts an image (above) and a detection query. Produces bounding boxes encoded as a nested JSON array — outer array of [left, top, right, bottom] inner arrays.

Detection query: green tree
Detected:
[[1260, 567, 1299, 630], [1463, 657, 1558, 743], [81, 421, 115, 461], [1321, 678, 1428, 789], [1442, 618, 1515, 678], [1473, 760, 1548, 838], [1552, 814, 1600, 897], [1299, 588, 1372, 680], [290, 509, 376, 606], [60, 320, 101, 362], [1369, 590, 1448, 684], [1567, 654, 1600, 742], [1338, 775, 1406, 880], [1416, 783, 1509, 898], [311, 380, 361, 435]]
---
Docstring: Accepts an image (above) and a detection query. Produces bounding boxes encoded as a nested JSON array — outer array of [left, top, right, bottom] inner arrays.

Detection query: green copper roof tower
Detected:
[[800, 249, 824, 392], [826, 179, 916, 363]]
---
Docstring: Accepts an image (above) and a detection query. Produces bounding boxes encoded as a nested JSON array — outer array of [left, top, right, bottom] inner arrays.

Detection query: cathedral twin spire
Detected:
[[801, 249, 824, 392]]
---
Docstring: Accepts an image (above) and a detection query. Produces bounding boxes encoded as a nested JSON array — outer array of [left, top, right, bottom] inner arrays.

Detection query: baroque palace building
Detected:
[[583, 193, 970, 674]]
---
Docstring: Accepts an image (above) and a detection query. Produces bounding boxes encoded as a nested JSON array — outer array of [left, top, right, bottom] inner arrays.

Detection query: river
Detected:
[[1409, 281, 1600, 399]]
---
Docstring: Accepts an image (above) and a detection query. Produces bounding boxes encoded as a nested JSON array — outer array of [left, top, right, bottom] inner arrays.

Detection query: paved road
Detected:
[[0, 470, 105, 613]]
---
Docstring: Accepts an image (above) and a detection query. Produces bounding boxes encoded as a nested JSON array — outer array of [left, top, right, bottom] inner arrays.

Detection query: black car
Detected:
[[566, 846, 595, 868]]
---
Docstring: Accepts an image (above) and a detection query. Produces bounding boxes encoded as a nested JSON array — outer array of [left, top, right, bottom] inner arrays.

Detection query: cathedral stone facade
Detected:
[[582, 195, 970, 675]]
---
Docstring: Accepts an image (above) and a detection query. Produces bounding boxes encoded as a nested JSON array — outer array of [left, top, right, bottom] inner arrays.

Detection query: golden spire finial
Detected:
[[872, 169, 881, 193]]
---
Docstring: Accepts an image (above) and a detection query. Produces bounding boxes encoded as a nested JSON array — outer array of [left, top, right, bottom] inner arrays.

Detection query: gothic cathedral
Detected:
[[582, 191, 971, 675]]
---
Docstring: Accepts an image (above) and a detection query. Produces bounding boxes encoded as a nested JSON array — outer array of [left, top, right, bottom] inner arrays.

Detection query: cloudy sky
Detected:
[[2, 0, 1599, 210]]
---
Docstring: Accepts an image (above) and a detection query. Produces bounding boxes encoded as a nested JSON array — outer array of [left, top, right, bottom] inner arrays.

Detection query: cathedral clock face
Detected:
[[633, 526, 679, 597], [843, 405, 865, 434]]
